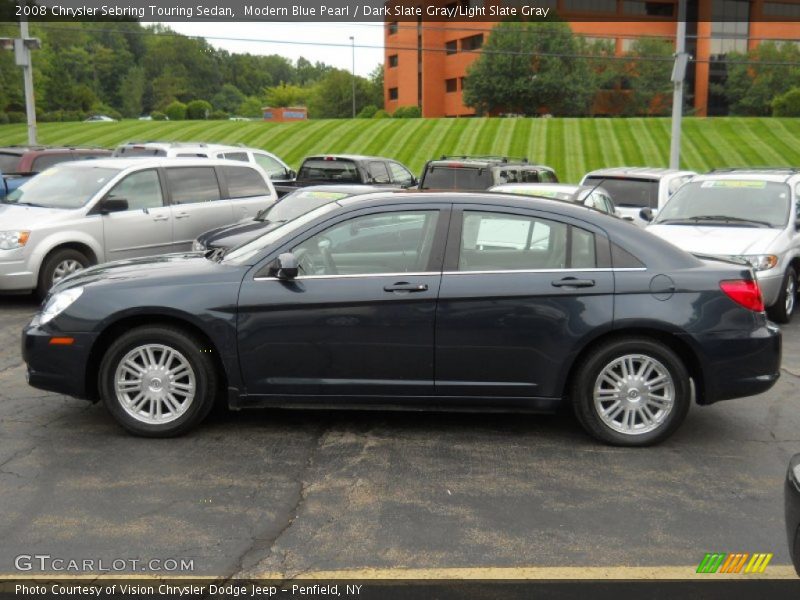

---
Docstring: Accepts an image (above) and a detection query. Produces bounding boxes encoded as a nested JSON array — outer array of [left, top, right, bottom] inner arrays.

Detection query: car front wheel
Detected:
[[571, 338, 691, 446], [98, 326, 218, 437]]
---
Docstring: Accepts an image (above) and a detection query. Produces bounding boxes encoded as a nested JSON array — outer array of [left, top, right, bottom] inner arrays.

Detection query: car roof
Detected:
[[293, 184, 389, 194], [48, 157, 264, 170], [428, 156, 551, 169], [303, 154, 397, 162], [0, 146, 107, 155], [493, 183, 580, 193], [701, 168, 800, 183], [114, 141, 275, 154], [583, 167, 696, 179]]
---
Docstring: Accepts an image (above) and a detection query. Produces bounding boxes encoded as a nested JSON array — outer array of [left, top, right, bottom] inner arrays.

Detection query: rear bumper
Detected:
[[684, 321, 781, 404], [22, 320, 95, 399]]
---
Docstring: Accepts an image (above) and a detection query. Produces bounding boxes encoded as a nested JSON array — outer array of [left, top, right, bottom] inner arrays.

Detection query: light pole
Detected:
[[1, 21, 41, 145], [669, 0, 688, 170], [349, 36, 356, 118]]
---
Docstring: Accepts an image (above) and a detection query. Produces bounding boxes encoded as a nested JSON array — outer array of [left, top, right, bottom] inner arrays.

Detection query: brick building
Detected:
[[384, 0, 800, 117]]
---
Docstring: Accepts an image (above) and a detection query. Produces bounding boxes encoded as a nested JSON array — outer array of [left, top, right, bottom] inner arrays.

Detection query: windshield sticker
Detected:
[[701, 180, 767, 189]]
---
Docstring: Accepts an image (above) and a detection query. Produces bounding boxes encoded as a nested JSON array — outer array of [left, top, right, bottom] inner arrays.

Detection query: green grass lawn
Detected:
[[1, 117, 799, 183]]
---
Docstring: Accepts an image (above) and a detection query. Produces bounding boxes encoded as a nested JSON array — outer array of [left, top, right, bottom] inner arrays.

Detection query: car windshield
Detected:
[[255, 190, 350, 223], [422, 165, 492, 190], [223, 202, 340, 265], [584, 177, 658, 208], [4, 166, 120, 208], [654, 180, 790, 228]]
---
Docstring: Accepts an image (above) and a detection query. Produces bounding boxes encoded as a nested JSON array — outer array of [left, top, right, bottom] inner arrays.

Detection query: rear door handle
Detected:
[[174, 212, 190, 219], [152, 215, 169, 221], [551, 277, 595, 288], [384, 282, 429, 293]]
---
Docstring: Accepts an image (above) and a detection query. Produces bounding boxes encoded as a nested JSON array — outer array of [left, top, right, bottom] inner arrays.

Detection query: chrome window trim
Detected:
[[253, 267, 645, 281], [254, 271, 440, 281]]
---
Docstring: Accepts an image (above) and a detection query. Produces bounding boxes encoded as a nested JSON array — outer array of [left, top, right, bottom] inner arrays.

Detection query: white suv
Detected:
[[0, 158, 276, 296], [112, 142, 295, 184], [646, 168, 800, 323]]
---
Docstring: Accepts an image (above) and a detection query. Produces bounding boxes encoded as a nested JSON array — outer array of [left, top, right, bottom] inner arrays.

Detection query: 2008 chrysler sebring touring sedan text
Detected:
[[22, 192, 781, 446]]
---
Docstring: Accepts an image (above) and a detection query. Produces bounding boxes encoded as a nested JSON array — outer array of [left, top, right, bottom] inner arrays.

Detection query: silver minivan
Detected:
[[646, 169, 800, 323], [0, 158, 276, 296]]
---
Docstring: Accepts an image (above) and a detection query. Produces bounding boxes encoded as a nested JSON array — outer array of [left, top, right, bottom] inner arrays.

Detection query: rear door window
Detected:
[[221, 152, 249, 162], [222, 165, 270, 198], [165, 167, 222, 205]]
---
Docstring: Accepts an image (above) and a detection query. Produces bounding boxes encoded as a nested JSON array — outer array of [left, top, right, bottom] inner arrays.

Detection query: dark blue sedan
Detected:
[[22, 192, 781, 445]]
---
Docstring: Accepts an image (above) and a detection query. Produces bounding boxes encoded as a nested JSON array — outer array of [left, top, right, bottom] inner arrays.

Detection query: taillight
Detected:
[[719, 279, 764, 312]]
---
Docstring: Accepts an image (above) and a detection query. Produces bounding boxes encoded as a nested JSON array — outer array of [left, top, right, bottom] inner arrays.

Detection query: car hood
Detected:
[[647, 224, 784, 256], [197, 218, 277, 250], [0, 203, 72, 227], [51, 253, 246, 293]]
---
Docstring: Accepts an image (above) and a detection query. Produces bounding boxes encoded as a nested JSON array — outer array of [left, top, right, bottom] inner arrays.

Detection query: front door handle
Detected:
[[174, 212, 190, 219], [551, 277, 595, 288], [384, 282, 428, 293], [152, 215, 169, 221]]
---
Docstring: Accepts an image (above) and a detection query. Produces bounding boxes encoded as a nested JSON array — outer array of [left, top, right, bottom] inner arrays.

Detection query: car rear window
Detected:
[[584, 176, 658, 209], [31, 154, 74, 172], [222, 165, 270, 198], [0, 153, 21, 173], [298, 159, 360, 183], [422, 165, 493, 191]]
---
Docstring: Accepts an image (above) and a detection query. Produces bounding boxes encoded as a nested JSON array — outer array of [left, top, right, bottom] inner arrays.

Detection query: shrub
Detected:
[[392, 105, 421, 118], [62, 110, 86, 122], [90, 103, 122, 121], [40, 111, 63, 123], [209, 110, 229, 120], [150, 111, 168, 121], [0, 112, 8, 125], [6, 111, 26, 123], [372, 109, 391, 119], [356, 104, 378, 118], [186, 99, 213, 120], [772, 87, 800, 117], [165, 101, 187, 121]]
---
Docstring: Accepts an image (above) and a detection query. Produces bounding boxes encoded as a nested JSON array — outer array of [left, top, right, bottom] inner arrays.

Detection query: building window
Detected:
[[461, 34, 484, 52], [564, 0, 616, 12], [623, 1, 676, 16], [388, 55, 398, 68], [388, 22, 398, 35], [446, 78, 458, 93], [388, 88, 398, 101], [764, 2, 800, 17], [710, 0, 750, 56], [446, 40, 458, 55]]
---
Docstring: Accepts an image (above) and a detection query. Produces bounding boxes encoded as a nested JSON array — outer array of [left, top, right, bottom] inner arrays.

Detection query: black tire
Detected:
[[37, 248, 90, 299], [98, 326, 218, 437], [571, 337, 691, 447], [767, 267, 796, 324]]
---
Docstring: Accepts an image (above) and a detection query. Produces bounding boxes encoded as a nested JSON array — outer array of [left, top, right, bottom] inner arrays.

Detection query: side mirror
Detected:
[[639, 207, 654, 222], [794, 220, 800, 232], [287, 169, 297, 180], [98, 197, 128, 214], [274, 252, 299, 279]]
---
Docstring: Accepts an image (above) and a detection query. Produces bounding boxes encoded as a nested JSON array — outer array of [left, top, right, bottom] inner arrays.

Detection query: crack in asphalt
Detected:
[[227, 423, 329, 579], [781, 366, 800, 379]]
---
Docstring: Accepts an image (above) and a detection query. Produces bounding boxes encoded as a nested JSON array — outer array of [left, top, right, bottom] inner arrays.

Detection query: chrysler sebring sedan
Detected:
[[22, 192, 781, 445]]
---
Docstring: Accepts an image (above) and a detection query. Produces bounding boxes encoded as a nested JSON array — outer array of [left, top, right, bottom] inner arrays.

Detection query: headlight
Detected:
[[733, 254, 779, 271], [40, 287, 84, 325], [192, 239, 206, 251], [0, 230, 30, 250]]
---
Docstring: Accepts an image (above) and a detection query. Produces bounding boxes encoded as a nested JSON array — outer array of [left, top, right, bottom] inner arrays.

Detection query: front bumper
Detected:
[[22, 320, 96, 399], [756, 270, 784, 308], [785, 454, 800, 577], [0, 256, 36, 291], [686, 321, 781, 404]]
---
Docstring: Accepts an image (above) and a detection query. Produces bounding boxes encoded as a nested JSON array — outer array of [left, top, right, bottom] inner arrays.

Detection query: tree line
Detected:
[[0, 20, 384, 123]]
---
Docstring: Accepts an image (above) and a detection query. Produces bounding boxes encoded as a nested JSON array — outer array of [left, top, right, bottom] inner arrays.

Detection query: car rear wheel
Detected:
[[98, 326, 218, 437], [571, 337, 691, 446], [37, 248, 91, 298], [767, 267, 796, 324]]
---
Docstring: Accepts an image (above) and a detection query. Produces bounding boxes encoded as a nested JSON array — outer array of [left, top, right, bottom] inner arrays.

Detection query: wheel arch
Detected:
[[561, 326, 705, 405], [85, 313, 230, 403]]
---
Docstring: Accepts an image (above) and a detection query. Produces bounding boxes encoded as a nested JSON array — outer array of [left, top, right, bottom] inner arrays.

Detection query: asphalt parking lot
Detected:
[[1, 293, 799, 578]]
